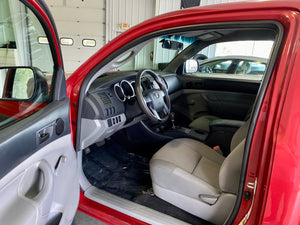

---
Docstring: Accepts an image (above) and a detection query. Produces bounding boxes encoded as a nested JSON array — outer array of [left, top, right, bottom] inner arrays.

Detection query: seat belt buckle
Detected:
[[213, 145, 223, 155], [213, 145, 220, 151]]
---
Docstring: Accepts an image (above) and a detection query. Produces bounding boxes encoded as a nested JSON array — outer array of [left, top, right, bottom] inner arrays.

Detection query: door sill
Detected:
[[84, 187, 189, 225]]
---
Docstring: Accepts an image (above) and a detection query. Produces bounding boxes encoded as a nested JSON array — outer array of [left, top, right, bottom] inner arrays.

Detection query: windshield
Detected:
[[114, 35, 273, 74], [117, 36, 193, 71]]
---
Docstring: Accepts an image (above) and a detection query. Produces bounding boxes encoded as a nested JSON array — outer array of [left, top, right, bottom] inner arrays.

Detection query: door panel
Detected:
[[0, 99, 70, 178], [201, 91, 256, 120], [0, 134, 78, 225], [171, 90, 210, 124], [0, 1, 78, 224], [171, 75, 259, 125], [0, 100, 78, 225], [180, 75, 260, 94]]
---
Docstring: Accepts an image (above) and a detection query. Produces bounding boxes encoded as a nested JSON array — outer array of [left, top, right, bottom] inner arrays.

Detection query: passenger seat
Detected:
[[189, 104, 253, 135]]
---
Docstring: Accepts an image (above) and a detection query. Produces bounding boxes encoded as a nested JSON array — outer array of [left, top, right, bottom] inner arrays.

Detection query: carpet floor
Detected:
[[82, 140, 213, 225]]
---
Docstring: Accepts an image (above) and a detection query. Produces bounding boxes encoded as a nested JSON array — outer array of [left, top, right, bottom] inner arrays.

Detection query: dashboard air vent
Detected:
[[98, 93, 111, 105]]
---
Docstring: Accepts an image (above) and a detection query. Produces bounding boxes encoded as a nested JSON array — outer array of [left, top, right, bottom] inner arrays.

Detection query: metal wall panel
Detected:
[[106, 0, 155, 43], [200, 0, 246, 6], [153, 0, 181, 70], [45, 0, 253, 73], [155, 0, 181, 15], [106, 0, 183, 71], [45, 0, 105, 74]]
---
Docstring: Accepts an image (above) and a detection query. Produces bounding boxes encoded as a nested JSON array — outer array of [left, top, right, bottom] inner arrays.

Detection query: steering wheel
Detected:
[[135, 69, 171, 123]]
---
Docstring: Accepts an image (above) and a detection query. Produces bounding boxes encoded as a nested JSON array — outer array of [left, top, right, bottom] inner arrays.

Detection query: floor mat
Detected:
[[133, 193, 214, 225], [83, 141, 212, 225], [82, 141, 152, 200]]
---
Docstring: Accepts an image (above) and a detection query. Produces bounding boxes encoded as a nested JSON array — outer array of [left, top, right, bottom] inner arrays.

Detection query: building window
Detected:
[[82, 39, 96, 47], [38, 36, 49, 44], [60, 38, 74, 46]]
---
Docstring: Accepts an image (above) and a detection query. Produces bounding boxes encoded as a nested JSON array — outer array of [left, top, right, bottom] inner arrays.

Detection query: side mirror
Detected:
[[0, 67, 48, 102], [185, 59, 198, 73]]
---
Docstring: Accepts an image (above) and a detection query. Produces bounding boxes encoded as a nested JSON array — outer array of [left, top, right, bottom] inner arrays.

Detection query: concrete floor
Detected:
[[75, 211, 107, 225]]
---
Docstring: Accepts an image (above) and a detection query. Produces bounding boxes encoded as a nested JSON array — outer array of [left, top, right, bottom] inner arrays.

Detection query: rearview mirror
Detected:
[[160, 39, 183, 50], [185, 59, 198, 73], [0, 67, 48, 101]]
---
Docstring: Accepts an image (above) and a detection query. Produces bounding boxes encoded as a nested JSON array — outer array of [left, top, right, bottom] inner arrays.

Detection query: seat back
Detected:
[[219, 139, 245, 194], [219, 120, 250, 194], [230, 119, 250, 151]]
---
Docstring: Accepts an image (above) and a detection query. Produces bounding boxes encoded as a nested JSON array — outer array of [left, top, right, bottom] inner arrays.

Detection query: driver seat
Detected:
[[150, 120, 249, 225]]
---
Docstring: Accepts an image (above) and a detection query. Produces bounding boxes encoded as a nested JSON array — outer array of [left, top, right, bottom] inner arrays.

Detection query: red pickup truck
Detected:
[[0, 0, 299, 225]]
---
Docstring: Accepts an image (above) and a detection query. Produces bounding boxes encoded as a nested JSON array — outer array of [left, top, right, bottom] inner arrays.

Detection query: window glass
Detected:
[[199, 60, 233, 73], [116, 36, 193, 71], [236, 60, 246, 74], [235, 60, 267, 75], [109, 37, 272, 78], [0, 0, 55, 128], [215, 41, 273, 58], [195, 41, 271, 79], [38, 36, 49, 44]]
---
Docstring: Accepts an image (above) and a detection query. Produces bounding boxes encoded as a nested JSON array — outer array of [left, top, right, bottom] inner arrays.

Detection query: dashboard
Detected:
[[79, 72, 180, 149]]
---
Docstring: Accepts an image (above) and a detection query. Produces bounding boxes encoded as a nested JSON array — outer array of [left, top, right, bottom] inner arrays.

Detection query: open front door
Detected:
[[0, 0, 78, 225]]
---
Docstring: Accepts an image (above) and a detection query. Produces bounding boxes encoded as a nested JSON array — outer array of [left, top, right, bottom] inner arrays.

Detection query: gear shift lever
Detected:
[[170, 112, 176, 129]]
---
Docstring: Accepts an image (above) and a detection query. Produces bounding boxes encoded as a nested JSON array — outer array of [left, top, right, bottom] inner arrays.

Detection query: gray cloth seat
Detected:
[[150, 120, 249, 225], [189, 105, 253, 134], [189, 115, 247, 136]]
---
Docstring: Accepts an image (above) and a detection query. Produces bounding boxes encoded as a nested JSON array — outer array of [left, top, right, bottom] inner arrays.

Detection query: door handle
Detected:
[[39, 132, 50, 144], [19, 160, 54, 224], [36, 118, 65, 145], [33, 161, 54, 210], [37, 123, 54, 145]]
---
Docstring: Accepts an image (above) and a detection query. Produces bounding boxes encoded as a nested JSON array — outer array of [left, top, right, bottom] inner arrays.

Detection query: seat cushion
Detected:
[[150, 138, 225, 199], [150, 121, 249, 224]]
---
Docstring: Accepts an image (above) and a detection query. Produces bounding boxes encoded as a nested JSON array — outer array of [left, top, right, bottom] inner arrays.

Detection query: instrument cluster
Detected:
[[114, 80, 135, 102]]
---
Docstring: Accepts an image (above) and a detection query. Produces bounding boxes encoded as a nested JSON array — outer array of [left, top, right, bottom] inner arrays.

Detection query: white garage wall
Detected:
[[105, 0, 155, 71], [44, 0, 254, 74], [45, 0, 105, 75], [106, 0, 256, 71], [106, 0, 184, 43], [155, 0, 181, 15], [106, 0, 155, 43], [106, 0, 182, 71], [200, 0, 244, 6]]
